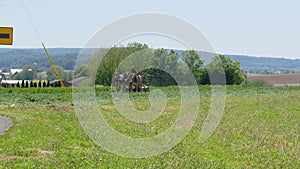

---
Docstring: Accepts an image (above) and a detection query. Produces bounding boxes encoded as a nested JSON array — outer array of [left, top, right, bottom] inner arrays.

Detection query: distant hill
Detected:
[[227, 54, 300, 73], [0, 48, 81, 70], [1, 48, 300, 73]]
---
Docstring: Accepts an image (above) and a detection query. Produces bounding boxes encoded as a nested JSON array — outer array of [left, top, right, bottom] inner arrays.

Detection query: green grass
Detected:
[[0, 86, 300, 168]]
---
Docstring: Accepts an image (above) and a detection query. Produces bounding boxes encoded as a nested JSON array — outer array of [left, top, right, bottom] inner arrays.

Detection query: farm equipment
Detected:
[[114, 72, 149, 92]]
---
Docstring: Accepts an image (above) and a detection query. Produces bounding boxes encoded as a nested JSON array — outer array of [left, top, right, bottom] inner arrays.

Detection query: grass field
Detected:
[[0, 86, 300, 168]]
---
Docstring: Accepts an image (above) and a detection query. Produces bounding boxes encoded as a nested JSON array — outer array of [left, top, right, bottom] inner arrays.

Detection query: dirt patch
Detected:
[[165, 106, 179, 111], [0, 155, 22, 161], [44, 104, 74, 113], [36, 150, 54, 156], [101, 105, 115, 110], [0, 150, 54, 161], [68, 146, 81, 151], [247, 74, 300, 86]]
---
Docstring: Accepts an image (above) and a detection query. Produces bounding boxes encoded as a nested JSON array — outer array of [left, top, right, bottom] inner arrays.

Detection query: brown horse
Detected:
[[114, 72, 144, 92], [129, 74, 142, 92]]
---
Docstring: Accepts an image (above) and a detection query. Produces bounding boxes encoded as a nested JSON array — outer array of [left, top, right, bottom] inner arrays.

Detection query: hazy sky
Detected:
[[0, 0, 299, 59]]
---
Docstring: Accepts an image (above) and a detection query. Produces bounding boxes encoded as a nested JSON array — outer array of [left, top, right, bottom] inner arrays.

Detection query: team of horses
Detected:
[[113, 72, 149, 92]]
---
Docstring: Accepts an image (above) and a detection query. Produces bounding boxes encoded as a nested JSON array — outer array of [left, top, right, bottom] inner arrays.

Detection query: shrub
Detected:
[[245, 79, 271, 87], [21, 80, 25, 88]]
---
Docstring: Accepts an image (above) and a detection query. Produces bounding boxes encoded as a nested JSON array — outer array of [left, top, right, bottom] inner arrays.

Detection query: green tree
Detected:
[[145, 48, 182, 86], [74, 65, 89, 78], [47, 80, 50, 87], [56, 82, 61, 87], [12, 73, 22, 80], [181, 50, 204, 84], [152, 48, 170, 86], [22, 65, 36, 80], [21, 80, 25, 88], [206, 55, 245, 85], [12, 64, 36, 80], [43, 81, 46, 88], [65, 71, 73, 81], [200, 68, 211, 85], [95, 43, 148, 85], [46, 66, 65, 81]]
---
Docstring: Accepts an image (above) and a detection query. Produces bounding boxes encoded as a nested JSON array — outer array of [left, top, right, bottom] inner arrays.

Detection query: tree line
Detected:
[[15, 80, 62, 88], [11, 42, 245, 86], [93, 43, 245, 86]]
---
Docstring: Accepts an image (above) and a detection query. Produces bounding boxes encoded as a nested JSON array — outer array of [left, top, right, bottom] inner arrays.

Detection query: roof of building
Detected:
[[50, 79, 72, 87], [69, 76, 88, 86], [1, 80, 30, 85], [10, 69, 23, 75]]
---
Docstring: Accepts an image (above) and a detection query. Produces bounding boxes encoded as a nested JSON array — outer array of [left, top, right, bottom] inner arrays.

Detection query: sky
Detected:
[[0, 0, 299, 59]]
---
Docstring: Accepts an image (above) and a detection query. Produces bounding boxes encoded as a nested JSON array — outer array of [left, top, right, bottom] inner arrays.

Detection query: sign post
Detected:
[[0, 27, 13, 45], [42, 43, 73, 106]]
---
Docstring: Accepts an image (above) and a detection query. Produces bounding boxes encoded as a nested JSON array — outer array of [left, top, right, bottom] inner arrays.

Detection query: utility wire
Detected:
[[20, 0, 43, 42], [20, 0, 73, 106]]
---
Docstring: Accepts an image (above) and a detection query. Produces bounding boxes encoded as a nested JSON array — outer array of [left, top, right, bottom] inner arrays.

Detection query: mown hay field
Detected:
[[0, 86, 299, 168]]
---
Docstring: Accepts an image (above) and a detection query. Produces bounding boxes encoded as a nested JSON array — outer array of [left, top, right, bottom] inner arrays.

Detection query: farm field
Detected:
[[247, 73, 300, 86], [0, 86, 300, 168]]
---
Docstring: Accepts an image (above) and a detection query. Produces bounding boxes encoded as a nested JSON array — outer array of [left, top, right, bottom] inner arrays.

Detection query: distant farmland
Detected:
[[247, 74, 300, 86]]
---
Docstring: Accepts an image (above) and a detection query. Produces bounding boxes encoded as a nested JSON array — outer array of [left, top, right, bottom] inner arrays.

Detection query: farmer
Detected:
[[113, 69, 121, 92], [131, 66, 137, 75]]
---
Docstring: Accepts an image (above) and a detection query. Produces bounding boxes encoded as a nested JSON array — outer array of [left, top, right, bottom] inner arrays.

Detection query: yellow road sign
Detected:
[[0, 27, 13, 45]]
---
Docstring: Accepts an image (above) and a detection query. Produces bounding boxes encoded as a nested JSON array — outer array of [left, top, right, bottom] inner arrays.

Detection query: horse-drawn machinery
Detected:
[[113, 71, 149, 92]]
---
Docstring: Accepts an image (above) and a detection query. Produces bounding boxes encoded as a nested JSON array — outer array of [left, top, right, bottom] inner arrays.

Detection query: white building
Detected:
[[10, 69, 23, 77], [1, 80, 30, 87]]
